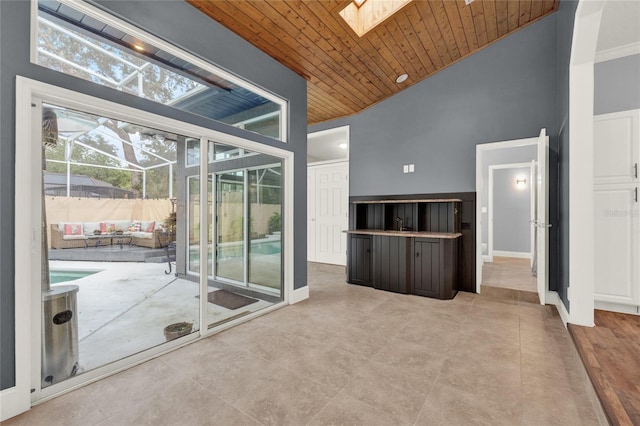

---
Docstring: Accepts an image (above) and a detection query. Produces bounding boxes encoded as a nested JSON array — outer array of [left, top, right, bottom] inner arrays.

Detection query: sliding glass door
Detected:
[[215, 171, 245, 283], [248, 166, 282, 292]]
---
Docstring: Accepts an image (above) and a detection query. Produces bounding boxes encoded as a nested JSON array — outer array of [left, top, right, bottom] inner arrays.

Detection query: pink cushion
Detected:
[[144, 221, 155, 233], [64, 223, 83, 236], [128, 221, 141, 232], [100, 222, 116, 233]]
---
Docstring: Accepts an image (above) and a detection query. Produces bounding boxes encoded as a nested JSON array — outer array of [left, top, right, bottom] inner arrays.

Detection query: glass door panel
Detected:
[[248, 165, 282, 295], [215, 171, 245, 283], [40, 103, 199, 390], [188, 175, 200, 273]]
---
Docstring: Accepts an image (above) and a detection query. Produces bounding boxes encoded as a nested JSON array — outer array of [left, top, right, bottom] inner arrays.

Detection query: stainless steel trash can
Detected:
[[42, 285, 79, 388]]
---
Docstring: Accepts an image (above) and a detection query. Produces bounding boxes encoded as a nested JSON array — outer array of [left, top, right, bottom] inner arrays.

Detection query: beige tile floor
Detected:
[[482, 256, 537, 292], [6, 265, 603, 426]]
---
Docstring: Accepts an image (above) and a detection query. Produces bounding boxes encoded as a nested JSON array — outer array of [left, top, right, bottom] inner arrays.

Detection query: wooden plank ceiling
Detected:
[[187, 0, 559, 125]]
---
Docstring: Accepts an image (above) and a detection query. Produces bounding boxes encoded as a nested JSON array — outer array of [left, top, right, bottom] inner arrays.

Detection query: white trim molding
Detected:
[[568, 0, 605, 327], [595, 42, 640, 63], [289, 285, 310, 305], [493, 251, 531, 259], [547, 291, 570, 327]]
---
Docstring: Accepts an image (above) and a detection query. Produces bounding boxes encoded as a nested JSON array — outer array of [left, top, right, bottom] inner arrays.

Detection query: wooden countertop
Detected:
[[344, 229, 462, 239], [352, 198, 462, 204]]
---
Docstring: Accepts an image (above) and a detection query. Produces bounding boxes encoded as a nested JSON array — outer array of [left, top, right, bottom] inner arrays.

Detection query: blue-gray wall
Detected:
[[480, 145, 537, 254], [312, 14, 559, 196], [493, 167, 532, 253], [0, 0, 307, 391], [594, 54, 640, 115], [312, 3, 579, 310]]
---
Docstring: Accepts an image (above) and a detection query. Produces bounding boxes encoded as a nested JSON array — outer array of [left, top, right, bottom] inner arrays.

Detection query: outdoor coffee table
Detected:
[[85, 233, 132, 249], [111, 234, 133, 249]]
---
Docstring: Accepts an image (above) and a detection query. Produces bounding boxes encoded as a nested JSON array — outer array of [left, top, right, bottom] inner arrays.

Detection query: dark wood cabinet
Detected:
[[373, 236, 410, 294], [345, 192, 476, 299], [413, 238, 458, 299], [347, 234, 372, 287]]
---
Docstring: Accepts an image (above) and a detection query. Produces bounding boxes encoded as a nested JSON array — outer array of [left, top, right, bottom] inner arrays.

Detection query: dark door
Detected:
[[373, 236, 409, 294], [413, 238, 440, 298], [348, 234, 371, 286]]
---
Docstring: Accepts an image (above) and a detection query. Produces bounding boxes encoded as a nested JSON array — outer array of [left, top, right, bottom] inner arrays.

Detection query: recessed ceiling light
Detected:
[[133, 44, 145, 51], [339, 143, 348, 149], [396, 73, 409, 83]]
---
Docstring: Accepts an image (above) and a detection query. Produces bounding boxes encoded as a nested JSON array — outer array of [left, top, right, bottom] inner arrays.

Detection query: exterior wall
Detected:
[[0, 0, 307, 391]]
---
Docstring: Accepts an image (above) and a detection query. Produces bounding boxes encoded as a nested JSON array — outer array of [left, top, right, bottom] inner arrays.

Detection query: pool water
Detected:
[[49, 269, 100, 284], [250, 241, 281, 255]]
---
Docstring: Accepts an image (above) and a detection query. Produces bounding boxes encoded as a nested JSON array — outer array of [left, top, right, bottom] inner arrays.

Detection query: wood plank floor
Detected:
[[568, 310, 640, 426]]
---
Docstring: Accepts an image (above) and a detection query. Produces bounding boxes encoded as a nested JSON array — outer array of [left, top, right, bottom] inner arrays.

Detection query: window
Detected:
[[33, 0, 288, 142]]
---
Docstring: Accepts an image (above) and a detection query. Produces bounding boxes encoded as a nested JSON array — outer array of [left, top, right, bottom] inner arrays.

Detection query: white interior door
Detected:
[[536, 129, 549, 305], [308, 162, 348, 265], [307, 168, 316, 261]]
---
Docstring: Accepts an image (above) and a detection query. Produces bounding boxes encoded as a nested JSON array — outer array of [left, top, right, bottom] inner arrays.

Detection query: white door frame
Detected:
[[567, 0, 605, 327], [5, 76, 297, 421], [475, 137, 538, 291], [536, 128, 549, 306], [488, 162, 533, 261]]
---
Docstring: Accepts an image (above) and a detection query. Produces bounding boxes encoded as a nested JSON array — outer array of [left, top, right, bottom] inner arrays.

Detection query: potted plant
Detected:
[[268, 212, 281, 234], [163, 321, 193, 341]]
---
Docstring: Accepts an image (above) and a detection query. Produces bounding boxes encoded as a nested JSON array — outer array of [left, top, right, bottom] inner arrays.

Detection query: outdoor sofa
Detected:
[[50, 220, 169, 249]]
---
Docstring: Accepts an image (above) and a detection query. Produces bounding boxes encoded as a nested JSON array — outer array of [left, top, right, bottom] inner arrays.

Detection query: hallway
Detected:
[[483, 256, 537, 292]]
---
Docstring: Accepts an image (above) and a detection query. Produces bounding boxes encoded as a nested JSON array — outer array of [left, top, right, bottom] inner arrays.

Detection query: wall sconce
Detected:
[[516, 177, 527, 189]]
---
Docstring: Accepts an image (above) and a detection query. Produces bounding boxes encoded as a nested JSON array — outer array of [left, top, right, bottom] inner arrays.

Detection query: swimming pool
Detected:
[[49, 269, 101, 284]]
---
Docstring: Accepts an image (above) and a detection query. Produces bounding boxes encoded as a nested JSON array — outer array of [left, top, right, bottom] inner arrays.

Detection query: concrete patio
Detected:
[[49, 260, 273, 373]]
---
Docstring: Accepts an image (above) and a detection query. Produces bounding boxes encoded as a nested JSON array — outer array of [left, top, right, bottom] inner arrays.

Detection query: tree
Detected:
[[38, 11, 193, 196], [46, 134, 135, 190]]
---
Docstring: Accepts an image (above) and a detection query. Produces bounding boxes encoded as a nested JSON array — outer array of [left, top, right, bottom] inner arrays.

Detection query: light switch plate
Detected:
[[403, 165, 409, 173], [482, 207, 487, 213], [409, 164, 415, 172]]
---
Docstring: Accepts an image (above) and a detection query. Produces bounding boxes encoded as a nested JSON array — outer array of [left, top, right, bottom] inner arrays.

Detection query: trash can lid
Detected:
[[42, 285, 79, 301]]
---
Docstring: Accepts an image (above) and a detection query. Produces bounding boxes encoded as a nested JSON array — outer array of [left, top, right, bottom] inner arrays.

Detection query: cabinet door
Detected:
[[373, 236, 408, 294], [594, 111, 639, 185], [347, 235, 371, 286], [413, 238, 441, 298], [594, 186, 639, 305]]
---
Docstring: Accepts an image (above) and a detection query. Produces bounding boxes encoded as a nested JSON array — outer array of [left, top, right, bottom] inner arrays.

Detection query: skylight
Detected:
[[339, 0, 413, 37]]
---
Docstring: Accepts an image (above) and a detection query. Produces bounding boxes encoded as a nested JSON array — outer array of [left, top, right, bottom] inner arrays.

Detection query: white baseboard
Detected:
[[289, 285, 309, 304], [493, 250, 531, 259], [547, 291, 570, 327], [594, 300, 639, 315]]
